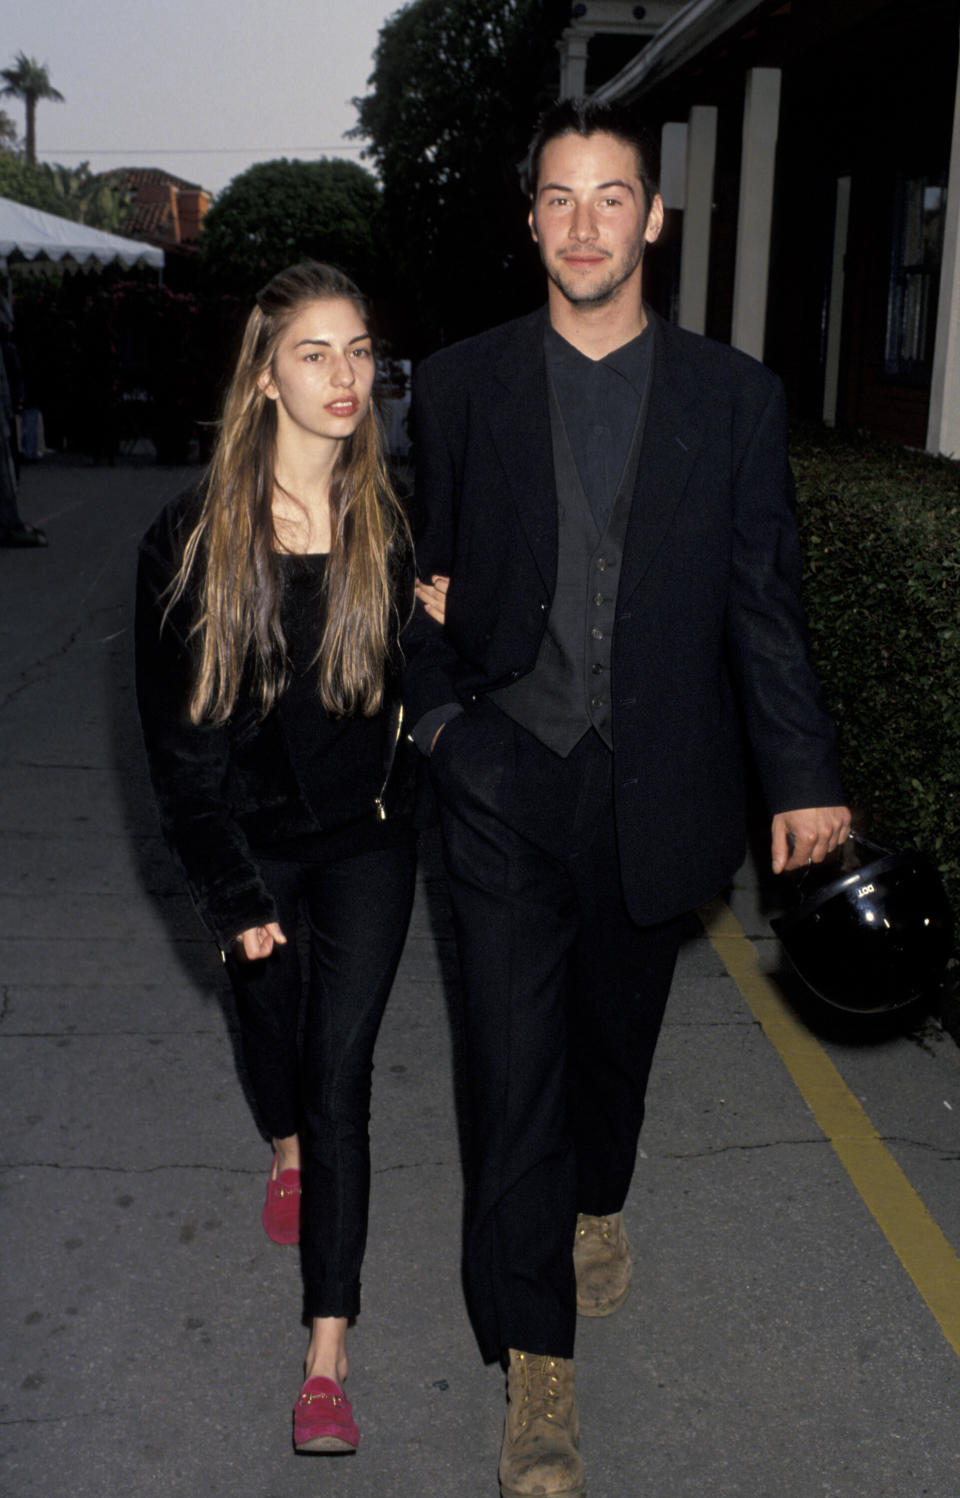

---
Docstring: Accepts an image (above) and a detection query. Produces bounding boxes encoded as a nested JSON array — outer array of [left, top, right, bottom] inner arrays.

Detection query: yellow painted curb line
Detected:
[[699, 896, 960, 1358]]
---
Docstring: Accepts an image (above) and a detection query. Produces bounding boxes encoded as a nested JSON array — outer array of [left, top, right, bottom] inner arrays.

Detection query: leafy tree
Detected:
[[0, 107, 18, 152], [47, 163, 134, 232], [0, 155, 134, 231], [14, 273, 239, 461], [198, 158, 382, 302], [351, 0, 567, 351], [0, 152, 64, 213], [0, 53, 64, 166]]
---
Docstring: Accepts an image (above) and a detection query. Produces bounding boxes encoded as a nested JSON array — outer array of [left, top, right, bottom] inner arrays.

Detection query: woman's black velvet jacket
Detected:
[[134, 491, 415, 949]]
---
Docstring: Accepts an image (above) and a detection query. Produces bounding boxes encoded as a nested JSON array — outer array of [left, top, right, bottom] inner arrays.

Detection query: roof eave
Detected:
[[592, 0, 768, 101]]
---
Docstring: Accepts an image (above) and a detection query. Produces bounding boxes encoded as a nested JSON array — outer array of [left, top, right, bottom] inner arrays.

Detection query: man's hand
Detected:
[[234, 922, 288, 961], [771, 807, 851, 874], [414, 573, 450, 625]]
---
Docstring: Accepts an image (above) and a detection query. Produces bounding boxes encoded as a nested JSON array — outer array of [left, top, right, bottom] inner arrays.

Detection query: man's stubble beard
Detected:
[[542, 228, 647, 309]]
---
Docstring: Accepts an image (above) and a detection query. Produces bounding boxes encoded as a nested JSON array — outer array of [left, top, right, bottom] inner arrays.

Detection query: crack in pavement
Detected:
[[0, 1409, 121, 1427], [0, 619, 88, 713], [0, 1029, 223, 1038], [373, 1158, 451, 1175], [0, 1161, 266, 1175], [653, 1135, 960, 1161]]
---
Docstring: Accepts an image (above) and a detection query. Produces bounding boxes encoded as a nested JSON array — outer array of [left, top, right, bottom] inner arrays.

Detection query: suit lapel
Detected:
[[619, 313, 706, 606], [484, 311, 558, 592], [476, 310, 707, 603]]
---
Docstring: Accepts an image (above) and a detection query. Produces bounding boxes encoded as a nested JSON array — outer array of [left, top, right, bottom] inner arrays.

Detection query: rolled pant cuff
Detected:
[[303, 1285, 361, 1322]]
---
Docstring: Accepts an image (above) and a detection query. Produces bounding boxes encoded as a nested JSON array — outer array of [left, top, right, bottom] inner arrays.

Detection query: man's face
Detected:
[[529, 131, 663, 308]]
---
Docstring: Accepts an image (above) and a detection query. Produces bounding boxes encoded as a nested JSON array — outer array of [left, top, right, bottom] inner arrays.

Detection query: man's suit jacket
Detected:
[[404, 307, 844, 925]]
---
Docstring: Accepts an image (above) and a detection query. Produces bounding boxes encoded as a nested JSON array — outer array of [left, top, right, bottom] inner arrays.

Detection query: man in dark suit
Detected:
[[404, 97, 850, 1498]]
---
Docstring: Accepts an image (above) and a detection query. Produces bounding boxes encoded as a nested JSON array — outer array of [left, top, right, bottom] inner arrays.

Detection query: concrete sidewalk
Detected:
[[3, 460, 960, 1498]]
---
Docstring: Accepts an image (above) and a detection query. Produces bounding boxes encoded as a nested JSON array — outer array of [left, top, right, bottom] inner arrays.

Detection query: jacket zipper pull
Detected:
[[374, 702, 404, 822]]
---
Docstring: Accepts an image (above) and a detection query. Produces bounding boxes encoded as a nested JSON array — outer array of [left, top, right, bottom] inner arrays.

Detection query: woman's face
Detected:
[[258, 296, 375, 444]]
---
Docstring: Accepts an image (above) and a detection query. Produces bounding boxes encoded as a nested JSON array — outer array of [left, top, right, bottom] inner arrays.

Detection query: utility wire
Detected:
[[43, 144, 366, 156]]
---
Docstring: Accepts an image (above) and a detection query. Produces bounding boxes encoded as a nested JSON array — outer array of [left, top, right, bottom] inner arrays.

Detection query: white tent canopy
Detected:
[[0, 196, 164, 271]]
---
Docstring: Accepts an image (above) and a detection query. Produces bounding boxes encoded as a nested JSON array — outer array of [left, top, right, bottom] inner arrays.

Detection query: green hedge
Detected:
[[791, 424, 960, 916]]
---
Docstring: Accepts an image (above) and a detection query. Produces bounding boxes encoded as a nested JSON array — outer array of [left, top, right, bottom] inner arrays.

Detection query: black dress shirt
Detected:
[[543, 321, 652, 530]]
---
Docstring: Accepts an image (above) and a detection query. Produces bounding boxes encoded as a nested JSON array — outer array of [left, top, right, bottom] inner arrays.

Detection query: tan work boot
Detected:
[[498, 1350, 585, 1498], [574, 1211, 632, 1317]]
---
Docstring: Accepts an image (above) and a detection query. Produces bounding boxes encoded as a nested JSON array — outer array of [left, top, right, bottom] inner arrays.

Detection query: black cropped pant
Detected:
[[226, 838, 417, 1320], [430, 703, 684, 1363]]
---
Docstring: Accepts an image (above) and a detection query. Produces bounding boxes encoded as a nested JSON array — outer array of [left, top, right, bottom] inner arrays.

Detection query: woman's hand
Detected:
[[415, 573, 450, 626], [233, 922, 288, 961]]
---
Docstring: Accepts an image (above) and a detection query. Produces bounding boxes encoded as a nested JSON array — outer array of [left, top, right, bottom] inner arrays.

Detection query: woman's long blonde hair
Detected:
[[167, 261, 411, 725]]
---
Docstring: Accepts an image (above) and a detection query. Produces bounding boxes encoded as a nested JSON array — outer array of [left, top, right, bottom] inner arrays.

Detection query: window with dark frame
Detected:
[[884, 173, 946, 384]]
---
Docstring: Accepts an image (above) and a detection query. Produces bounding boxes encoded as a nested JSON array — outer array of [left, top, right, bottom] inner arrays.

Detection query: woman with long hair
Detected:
[[135, 261, 417, 1454]]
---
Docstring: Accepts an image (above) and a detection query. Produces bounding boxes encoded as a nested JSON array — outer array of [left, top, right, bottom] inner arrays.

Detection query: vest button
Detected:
[[594, 592, 604, 606], [592, 663, 604, 675], [596, 558, 607, 572], [591, 627, 603, 640], [591, 696, 604, 709]]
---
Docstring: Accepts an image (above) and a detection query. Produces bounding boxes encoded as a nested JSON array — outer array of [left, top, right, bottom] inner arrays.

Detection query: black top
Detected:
[[543, 322, 652, 530], [261, 551, 409, 861], [135, 492, 414, 947]]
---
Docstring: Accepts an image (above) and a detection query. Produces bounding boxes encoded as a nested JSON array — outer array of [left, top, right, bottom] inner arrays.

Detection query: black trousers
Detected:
[[226, 839, 417, 1320], [430, 703, 683, 1363]]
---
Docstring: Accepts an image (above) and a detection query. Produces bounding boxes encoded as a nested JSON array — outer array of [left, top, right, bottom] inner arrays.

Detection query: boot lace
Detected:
[[516, 1352, 563, 1427], [577, 1214, 613, 1243]]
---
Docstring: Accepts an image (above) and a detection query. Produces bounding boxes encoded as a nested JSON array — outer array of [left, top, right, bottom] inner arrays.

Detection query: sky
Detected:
[[7, 0, 405, 196]]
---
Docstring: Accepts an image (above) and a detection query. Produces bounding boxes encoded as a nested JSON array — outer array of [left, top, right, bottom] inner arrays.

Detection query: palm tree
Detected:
[[0, 53, 64, 166]]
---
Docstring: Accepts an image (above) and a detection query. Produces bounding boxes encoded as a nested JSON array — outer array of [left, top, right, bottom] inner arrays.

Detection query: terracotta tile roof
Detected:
[[105, 166, 207, 194], [102, 166, 211, 247], [125, 200, 175, 239]]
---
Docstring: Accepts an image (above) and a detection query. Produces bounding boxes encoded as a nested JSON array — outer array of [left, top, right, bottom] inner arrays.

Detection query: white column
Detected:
[[678, 104, 718, 335], [559, 31, 589, 98], [822, 175, 851, 426], [659, 122, 688, 209], [926, 35, 960, 458], [731, 67, 782, 361]]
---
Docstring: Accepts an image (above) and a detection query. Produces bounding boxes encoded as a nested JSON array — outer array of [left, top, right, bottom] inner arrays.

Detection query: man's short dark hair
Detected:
[[522, 97, 660, 209]]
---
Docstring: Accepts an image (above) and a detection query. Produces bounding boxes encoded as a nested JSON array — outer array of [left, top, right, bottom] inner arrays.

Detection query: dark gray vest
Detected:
[[491, 374, 649, 755]]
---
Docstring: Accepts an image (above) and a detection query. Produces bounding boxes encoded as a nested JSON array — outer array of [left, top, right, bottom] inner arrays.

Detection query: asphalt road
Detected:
[[2, 460, 960, 1498]]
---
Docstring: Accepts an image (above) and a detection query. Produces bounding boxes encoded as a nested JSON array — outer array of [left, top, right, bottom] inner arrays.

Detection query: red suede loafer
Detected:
[[293, 1376, 359, 1453], [262, 1156, 300, 1245]]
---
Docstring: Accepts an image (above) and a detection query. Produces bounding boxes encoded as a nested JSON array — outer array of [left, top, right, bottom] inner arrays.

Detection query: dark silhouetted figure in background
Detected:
[[0, 297, 46, 547]]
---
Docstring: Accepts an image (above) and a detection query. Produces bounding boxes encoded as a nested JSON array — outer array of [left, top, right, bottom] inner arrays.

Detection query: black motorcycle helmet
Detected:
[[771, 834, 954, 1013]]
